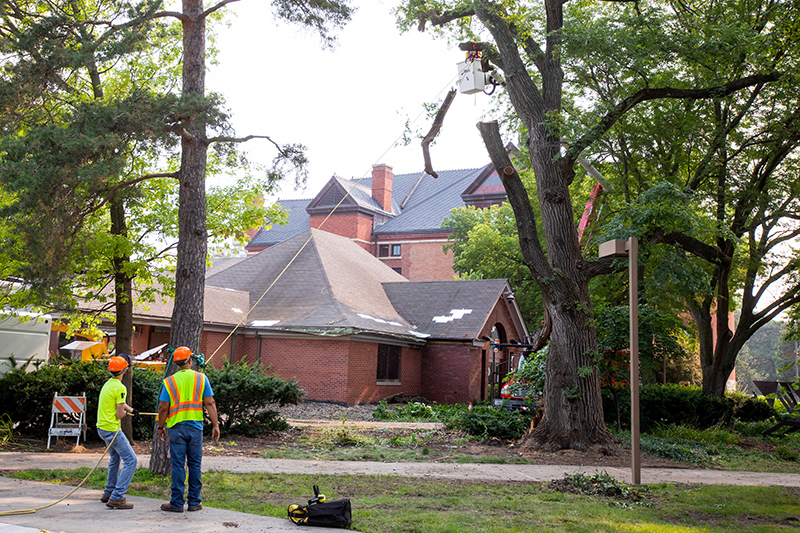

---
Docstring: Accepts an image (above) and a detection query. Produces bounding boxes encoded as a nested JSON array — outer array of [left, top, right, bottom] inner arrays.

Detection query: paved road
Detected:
[[1, 452, 799, 533]]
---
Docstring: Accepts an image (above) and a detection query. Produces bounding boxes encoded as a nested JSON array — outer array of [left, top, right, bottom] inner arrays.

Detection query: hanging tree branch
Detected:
[[421, 89, 456, 178]]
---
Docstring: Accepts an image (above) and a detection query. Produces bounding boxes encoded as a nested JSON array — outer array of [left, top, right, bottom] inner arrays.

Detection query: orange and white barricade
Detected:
[[47, 393, 87, 449]]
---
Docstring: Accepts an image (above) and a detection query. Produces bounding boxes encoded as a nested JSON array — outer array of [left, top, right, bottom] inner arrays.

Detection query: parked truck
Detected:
[[0, 311, 53, 374]]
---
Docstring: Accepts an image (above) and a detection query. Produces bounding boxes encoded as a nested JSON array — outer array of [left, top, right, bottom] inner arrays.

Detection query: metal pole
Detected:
[[629, 237, 640, 485]]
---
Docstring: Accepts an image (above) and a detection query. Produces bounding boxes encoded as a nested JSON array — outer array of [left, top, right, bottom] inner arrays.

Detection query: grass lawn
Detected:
[[7, 468, 800, 532]]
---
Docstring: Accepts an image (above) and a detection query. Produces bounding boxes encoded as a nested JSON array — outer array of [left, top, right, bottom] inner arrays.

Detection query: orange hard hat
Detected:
[[108, 356, 128, 372], [173, 346, 192, 362]]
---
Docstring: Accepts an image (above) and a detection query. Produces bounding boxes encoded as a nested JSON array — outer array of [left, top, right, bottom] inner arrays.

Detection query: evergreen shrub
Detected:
[[204, 360, 304, 436], [0, 359, 303, 440], [603, 384, 738, 432]]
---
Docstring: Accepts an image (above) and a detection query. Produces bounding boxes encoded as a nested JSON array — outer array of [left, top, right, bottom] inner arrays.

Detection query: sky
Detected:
[[204, 0, 499, 200]]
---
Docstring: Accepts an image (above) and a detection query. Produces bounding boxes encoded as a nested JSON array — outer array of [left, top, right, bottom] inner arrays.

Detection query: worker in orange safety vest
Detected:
[[157, 346, 219, 513]]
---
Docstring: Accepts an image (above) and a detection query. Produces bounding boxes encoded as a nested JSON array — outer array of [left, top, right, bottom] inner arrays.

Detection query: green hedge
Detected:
[[602, 383, 775, 432], [0, 360, 303, 440]]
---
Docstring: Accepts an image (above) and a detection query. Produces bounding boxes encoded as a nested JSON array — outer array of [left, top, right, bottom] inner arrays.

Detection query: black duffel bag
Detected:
[[288, 485, 352, 528]]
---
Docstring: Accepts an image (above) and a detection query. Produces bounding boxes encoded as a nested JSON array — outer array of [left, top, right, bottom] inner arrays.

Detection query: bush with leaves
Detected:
[[602, 383, 774, 432], [456, 404, 534, 440], [204, 361, 304, 436], [130, 367, 163, 440], [0, 360, 107, 436], [503, 346, 546, 400]]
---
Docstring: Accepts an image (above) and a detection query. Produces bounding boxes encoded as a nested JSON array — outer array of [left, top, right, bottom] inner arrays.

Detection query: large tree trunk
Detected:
[[150, 0, 208, 476], [110, 195, 135, 442], [470, 0, 614, 452], [478, 121, 614, 451]]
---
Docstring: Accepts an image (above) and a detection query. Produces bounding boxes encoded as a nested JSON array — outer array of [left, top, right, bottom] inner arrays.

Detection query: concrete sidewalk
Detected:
[[0, 476, 342, 533], [2, 452, 799, 487], [1, 452, 799, 533]]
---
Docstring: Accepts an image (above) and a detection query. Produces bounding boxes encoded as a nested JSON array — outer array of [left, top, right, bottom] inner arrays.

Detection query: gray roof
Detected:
[[248, 198, 312, 248], [247, 164, 496, 248], [206, 229, 429, 341], [383, 279, 513, 341], [371, 167, 492, 235]]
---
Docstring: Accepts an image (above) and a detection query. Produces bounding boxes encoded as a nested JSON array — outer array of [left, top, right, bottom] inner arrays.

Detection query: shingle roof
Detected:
[[383, 279, 513, 340], [248, 198, 312, 248], [247, 164, 494, 248], [206, 229, 429, 341], [371, 166, 491, 234]]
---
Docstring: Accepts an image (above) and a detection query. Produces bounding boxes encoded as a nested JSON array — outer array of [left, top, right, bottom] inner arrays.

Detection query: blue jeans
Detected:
[[168, 423, 204, 508], [98, 428, 137, 501]]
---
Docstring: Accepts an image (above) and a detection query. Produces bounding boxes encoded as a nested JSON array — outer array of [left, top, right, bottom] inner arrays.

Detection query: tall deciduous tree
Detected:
[[400, 0, 784, 450], [574, 1, 800, 397]]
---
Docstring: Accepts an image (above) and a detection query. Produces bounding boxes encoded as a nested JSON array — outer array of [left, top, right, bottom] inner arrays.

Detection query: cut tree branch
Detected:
[[421, 89, 457, 178], [566, 72, 783, 166]]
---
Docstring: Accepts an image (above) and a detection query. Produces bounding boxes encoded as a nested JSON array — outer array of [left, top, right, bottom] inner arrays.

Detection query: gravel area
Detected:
[[273, 401, 379, 422]]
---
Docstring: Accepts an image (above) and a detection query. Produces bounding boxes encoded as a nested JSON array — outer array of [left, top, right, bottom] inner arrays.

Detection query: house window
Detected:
[[378, 244, 390, 257], [392, 267, 402, 275], [391, 244, 401, 257], [376, 344, 401, 382]]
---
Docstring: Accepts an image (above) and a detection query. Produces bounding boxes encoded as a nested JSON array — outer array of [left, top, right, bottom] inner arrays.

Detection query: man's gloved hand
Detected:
[[131, 408, 140, 416]]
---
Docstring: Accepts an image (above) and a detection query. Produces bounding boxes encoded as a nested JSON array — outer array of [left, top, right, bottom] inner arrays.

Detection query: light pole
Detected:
[[599, 237, 640, 485]]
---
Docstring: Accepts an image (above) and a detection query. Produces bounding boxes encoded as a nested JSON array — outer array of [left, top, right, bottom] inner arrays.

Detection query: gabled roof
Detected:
[[371, 166, 492, 235], [246, 163, 503, 249], [206, 229, 428, 341], [306, 176, 396, 217], [384, 279, 526, 341]]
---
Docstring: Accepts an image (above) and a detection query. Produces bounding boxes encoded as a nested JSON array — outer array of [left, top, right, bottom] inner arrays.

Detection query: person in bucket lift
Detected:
[[158, 346, 220, 513], [97, 355, 138, 509]]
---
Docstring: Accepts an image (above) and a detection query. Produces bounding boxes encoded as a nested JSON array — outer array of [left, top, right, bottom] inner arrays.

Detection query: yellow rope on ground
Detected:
[[0, 429, 119, 516]]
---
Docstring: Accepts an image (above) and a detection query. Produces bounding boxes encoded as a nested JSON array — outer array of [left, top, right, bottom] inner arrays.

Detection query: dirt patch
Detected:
[[0, 402, 693, 468]]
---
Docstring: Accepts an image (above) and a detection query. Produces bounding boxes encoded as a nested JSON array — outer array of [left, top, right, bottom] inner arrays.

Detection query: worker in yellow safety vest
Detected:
[[97, 356, 138, 510], [157, 346, 219, 513]]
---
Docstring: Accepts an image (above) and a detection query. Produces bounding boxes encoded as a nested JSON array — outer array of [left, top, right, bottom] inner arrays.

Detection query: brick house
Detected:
[[121, 229, 528, 405], [246, 162, 507, 282]]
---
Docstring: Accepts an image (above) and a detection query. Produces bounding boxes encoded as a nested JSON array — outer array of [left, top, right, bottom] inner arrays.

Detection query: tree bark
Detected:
[[478, 121, 614, 451], [110, 194, 135, 443], [150, 0, 208, 476]]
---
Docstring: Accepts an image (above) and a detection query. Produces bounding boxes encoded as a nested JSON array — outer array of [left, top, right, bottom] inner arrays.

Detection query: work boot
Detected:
[[100, 493, 111, 503], [161, 502, 184, 513], [188, 504, 203, 511], [107, 498, 133, 509]]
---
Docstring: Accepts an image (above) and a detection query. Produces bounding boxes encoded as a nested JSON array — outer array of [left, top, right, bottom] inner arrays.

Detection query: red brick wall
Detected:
[[347, 343, 422, 404], [421, 343, 477, 404], [310, 213, 373, 251], [375, 235, 455, 281]]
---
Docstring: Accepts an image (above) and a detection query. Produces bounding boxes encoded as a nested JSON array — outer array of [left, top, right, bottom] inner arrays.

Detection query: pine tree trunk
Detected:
[[150, 0, 208, 476], [111, 195, 135, 443]]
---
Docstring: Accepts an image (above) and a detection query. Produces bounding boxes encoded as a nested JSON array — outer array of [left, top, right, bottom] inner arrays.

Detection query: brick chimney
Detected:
[[372, 164, 393, 212]]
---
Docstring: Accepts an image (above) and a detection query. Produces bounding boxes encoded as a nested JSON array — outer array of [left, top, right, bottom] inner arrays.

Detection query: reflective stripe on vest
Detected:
[[163, 370, 205, 427]]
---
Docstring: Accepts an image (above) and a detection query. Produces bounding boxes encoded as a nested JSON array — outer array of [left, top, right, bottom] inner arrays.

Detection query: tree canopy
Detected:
[[400, 0, 793, 450]]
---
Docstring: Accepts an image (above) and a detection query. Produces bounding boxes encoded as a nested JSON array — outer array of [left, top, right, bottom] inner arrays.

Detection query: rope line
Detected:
[[0, 429, 119, 516]]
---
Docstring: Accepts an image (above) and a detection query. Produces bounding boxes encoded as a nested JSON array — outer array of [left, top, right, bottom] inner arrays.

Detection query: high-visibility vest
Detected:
[[163, 370, 206, 427]]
